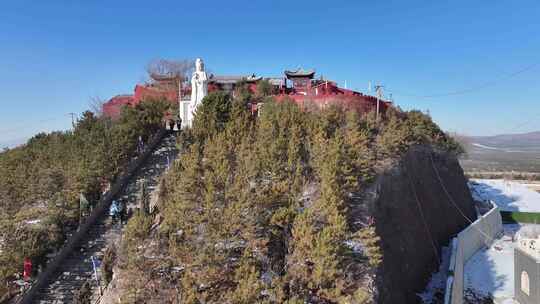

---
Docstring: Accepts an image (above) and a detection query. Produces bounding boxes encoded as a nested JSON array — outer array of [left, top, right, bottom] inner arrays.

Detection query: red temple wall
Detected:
[[103, 84, 180, 118], [133, 85, 178, 104], [102, 95, 134, 119], [103, 78, 391, 119]]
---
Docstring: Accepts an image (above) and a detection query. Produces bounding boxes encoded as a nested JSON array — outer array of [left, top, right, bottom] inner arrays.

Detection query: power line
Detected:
[[428, 153, 496, 244], [375, 85, 384, 122], [68, 113, 77, 129], [429, 153, 475, 223], [389, 63, 538, 100], [406, 170, 440, 264], [504, 113, 540, 134]]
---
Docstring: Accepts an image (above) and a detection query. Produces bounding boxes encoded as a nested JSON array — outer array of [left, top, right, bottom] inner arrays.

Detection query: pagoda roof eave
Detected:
[[284, 69, 315, 78]]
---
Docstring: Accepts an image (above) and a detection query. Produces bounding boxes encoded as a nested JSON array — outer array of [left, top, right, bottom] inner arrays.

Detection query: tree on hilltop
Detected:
[[145, 58, 195, 98], [146, 58, 194, 79], [192, 91, 232, 141]]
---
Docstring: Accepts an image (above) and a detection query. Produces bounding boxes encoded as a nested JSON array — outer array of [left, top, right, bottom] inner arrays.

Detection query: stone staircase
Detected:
[[32, 134, 178, 304]]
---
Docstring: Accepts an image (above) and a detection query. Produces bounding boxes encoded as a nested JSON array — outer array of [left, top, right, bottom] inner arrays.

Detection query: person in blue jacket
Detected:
[[109, 200, 121, 223]]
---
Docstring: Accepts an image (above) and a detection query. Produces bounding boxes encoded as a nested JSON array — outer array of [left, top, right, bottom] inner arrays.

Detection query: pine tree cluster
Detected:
[[0, 99, 170, 296], [118, 91, 462, 303]]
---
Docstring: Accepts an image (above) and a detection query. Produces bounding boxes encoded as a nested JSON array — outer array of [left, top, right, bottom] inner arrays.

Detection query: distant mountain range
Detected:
[[460, 131, 540, 173], [468, 131, 540, 150], [0, 138, 27, 150]]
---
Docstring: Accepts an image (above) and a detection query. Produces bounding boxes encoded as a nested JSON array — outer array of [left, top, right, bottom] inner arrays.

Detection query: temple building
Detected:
[[102, 62, 391, 120], [515, 233, 540, 304], [208, 74, 266, 94], [103, 73, 181, 119], [285, 69, 315, 95]]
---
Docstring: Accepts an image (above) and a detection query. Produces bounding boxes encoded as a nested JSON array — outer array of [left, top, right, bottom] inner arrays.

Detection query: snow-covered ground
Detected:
[[465, 224, 540, 303], [464, 224, 519, 301], [421, 179, 540, 303], [418, 246, 451, 303], [469, 179, 540, 212]]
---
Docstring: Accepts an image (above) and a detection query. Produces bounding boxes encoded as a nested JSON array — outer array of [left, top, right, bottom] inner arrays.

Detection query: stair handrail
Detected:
[[16, 129, 170, 304]]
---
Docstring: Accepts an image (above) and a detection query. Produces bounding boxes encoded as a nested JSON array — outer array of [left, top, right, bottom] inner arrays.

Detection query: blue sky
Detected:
[[1, 0, 539, 146]]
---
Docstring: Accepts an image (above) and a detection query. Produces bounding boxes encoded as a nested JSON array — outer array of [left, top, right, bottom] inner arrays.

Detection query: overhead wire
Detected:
[[503, 113, 540, 134], [388, 62, 538, 100], [428, 153, 496, 244], [406, 169, 441, 264]]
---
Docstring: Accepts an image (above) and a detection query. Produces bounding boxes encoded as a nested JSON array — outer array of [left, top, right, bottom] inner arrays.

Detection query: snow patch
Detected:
[[472, 143, 503, 151], [472, 143, 525, 153], [344, 240, 365, 254], [469, 179, 540, 212], [418, 246, 451, 303], [464, 224, 540, 302]]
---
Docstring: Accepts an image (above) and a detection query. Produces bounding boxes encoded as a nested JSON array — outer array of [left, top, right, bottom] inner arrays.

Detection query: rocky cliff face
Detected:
[[371, 146, 476, 304]]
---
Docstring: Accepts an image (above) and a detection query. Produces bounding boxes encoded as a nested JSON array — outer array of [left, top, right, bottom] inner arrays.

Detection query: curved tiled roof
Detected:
[[209, 74, 262, 84], [284, 68, 315, 78]]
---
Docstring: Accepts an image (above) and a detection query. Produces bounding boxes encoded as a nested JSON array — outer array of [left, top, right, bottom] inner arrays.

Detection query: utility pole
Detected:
[[178, 76, 183, 120], [68, 113, 76, 129], [374, 85, 384, 122]]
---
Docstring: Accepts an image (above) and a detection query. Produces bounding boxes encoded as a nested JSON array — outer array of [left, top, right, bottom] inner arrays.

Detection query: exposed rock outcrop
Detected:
[[371, 146, 476, 304]]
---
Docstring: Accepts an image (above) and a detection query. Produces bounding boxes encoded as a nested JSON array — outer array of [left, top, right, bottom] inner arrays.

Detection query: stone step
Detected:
[[33, 134, 178, 303]]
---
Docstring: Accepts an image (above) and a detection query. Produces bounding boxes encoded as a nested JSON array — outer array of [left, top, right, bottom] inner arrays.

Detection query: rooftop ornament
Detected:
[[517, 226, 540, 259]]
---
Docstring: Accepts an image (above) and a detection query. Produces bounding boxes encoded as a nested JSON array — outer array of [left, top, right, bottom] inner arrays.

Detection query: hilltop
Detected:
[[0, 83, 471, 304], [99, 91, 469, 304], [469, 131, 540, 150]]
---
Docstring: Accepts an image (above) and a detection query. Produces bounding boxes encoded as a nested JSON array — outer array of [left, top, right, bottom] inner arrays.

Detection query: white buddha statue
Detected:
[[186, 58, 208, 126]]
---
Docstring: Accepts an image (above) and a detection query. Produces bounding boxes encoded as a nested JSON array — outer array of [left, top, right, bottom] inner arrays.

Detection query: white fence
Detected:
[[444, 205, 503, 304]]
